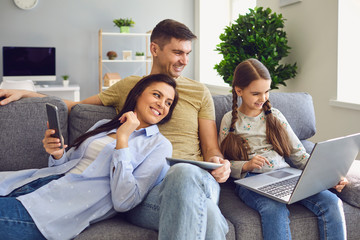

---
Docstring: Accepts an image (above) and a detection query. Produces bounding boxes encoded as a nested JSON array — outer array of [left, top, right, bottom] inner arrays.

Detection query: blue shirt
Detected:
[[0, 120, 171, 240]]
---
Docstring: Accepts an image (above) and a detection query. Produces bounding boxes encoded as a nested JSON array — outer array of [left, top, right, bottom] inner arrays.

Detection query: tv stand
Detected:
[[35, 84, 80, 101]]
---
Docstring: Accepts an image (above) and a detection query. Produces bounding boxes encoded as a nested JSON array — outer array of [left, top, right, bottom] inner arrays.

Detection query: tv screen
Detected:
[[2, 46, 56, 82]]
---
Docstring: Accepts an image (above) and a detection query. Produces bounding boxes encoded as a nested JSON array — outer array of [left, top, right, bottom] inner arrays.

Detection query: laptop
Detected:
[[234, 133, 360, 204]]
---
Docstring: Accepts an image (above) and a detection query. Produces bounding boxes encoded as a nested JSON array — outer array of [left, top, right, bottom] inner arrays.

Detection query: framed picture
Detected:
[[280, 0, 302, 7], [122, 50, 132, 60]]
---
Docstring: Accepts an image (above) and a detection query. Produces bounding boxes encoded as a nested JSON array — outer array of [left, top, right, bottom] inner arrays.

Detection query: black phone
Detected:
[[46, 103, 64, 149]]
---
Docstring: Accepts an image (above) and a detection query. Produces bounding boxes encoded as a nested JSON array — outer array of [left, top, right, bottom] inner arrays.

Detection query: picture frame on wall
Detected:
[[280, 0, 302, 7]]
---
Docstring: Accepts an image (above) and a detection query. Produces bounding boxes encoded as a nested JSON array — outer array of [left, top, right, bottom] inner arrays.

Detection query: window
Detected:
[[331, 0, 360, 109], [195, 0, 256, 94]]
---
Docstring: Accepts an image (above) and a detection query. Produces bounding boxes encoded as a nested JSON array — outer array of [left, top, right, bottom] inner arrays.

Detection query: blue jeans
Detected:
[[0, 174, 63, 240], [126, 163, 229, 240], [236, 173, 346, 240]]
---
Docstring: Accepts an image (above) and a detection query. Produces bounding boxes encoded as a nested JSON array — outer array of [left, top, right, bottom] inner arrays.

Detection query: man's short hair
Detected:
[[151, 19, 197, 49]]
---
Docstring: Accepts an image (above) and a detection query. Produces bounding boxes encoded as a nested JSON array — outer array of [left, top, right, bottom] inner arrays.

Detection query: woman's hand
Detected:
[[209, 157, 231, 183], [115, 111, 140, 149], [333, 177, 349, 193], [42, 123, 66, 159], [243, 155, 270, 172]]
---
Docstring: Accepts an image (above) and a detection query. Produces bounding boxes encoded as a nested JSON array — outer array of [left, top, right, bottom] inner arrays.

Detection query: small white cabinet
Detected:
[[35, 85, 80, 101]]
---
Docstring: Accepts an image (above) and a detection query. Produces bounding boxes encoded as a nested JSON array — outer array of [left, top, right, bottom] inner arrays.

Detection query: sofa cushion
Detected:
[[335, 160, 360, 208], [213, 92, 316, 140], [75, 215, 158, 240], [268, 92, 316, 140], [68, 104, 117, 145], [75, 214, 236, 240], [0, 97, 68, 171], [299, 140, 314, 153]]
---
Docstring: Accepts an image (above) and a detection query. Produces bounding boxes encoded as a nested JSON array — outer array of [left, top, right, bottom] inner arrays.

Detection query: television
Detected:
[[2, 46, 56, 82]]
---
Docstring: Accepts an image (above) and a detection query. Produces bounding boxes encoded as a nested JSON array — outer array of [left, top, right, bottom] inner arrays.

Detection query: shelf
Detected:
[[101, 32, 151, 37], [102, 59, 152, 63], [98, 29, 152, 93]]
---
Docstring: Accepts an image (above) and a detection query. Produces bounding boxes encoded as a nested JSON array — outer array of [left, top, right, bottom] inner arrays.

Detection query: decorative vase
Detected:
[[120, 26, 130, 33]]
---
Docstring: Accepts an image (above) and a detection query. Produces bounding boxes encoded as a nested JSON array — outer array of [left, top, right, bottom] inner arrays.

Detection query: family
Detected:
[[0, 19, 348, 240]]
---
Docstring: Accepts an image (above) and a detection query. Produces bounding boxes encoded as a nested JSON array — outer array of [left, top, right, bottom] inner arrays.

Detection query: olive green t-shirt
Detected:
[[98, 75, 215, 161]]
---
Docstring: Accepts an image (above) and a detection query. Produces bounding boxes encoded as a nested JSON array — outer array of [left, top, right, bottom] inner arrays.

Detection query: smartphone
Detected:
[[46, 103, 64, 149]]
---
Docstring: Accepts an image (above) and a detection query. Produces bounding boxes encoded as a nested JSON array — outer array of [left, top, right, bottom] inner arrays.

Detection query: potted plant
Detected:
[[113, 18, 135, 33], [214, 7, 297, 89], [135, 51, 145, 60], [106, 51, 117, 60], [61, 75, 70, 87]]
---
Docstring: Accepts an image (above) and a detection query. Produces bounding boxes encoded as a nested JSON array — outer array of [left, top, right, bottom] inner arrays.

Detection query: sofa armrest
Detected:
[[0, 97, 68, 171], [335, 160, 360, 208]]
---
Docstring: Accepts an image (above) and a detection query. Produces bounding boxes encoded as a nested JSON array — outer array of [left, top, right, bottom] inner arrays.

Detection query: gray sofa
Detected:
[[0, 92, 359, 239]]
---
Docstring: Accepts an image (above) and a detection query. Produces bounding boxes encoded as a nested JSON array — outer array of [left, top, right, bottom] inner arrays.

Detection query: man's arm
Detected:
[[64, 95, 103, 113], [199, 118, 223, 161], [198, 118, 231, 183], [0, 89, 46, 106], [0, 89, 104, 113]]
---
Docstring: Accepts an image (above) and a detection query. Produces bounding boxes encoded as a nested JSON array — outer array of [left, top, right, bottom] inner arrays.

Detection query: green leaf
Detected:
[[214, 7, 297, 88]]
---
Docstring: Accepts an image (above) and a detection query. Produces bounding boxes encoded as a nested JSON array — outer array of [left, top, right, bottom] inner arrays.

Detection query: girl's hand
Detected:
[[115, 111, 140, 149], [333, 177, 349, 193], [243, 155, 270, 172], [43, 124, 67, 160]]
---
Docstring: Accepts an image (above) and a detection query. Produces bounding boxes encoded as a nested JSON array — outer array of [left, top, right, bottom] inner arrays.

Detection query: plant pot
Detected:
[[120, 26, 130, 33], [135, 56, 145, 60], [63, 80, 69, 87], [108, 56, 116, 60]]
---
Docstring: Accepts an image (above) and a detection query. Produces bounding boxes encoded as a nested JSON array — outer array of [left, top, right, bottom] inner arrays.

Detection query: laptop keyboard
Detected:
[[258, 176, 300, 198]]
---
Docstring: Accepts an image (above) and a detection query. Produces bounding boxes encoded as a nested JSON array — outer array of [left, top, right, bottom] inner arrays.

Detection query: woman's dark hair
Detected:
[[70, 74, 178, 149], [220, 58, 291, 161], [151, 19, 197, 49]]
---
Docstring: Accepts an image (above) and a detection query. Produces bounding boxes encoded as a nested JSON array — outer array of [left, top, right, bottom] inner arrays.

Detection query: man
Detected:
[[0, 19, 230, 239]]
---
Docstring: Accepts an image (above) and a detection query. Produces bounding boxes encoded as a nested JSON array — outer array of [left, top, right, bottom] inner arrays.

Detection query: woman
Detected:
[[0, 74, 178, 240]]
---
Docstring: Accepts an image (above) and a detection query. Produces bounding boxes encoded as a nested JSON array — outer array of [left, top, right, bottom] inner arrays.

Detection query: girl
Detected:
[[0, 74, 178, 240], [218, 59, 348, 240]]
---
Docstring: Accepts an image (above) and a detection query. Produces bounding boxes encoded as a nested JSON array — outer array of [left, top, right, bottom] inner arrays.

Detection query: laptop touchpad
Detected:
[[267, 170, 293, 179]]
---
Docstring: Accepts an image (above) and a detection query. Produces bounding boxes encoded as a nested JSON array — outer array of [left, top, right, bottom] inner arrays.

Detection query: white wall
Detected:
[[0, 0, 194, 99], [256, 0, 360, 143]]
